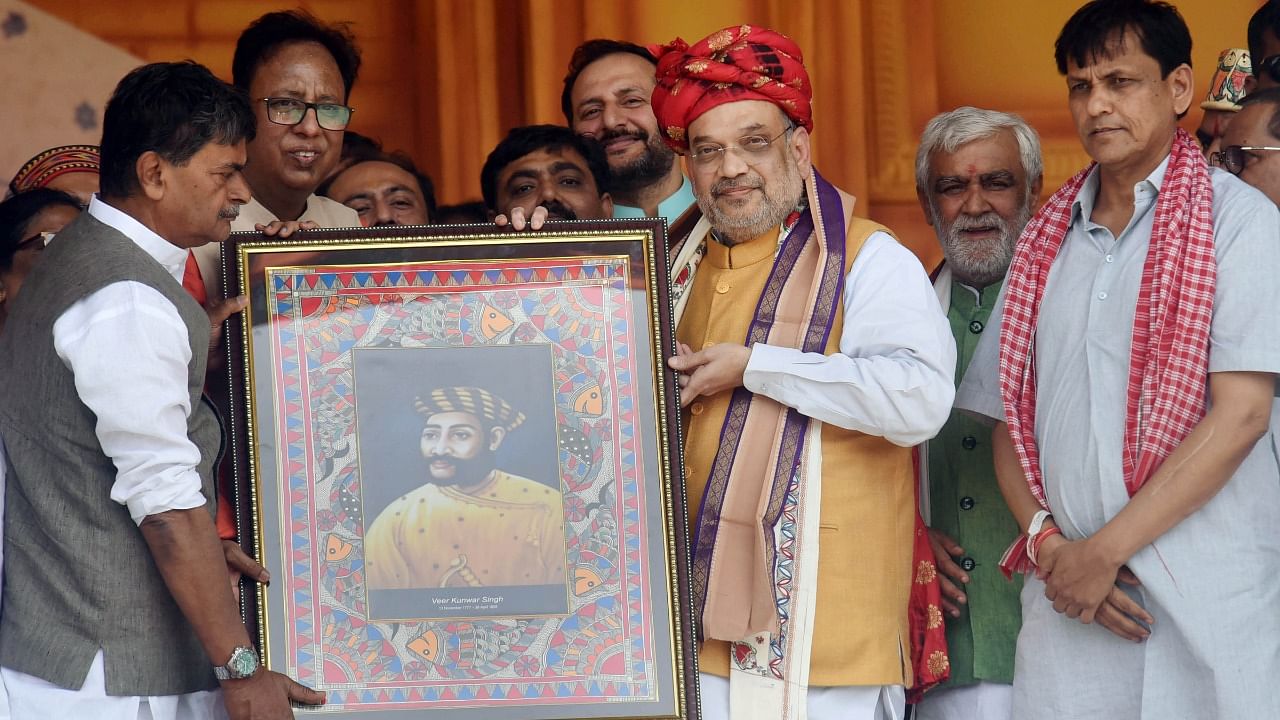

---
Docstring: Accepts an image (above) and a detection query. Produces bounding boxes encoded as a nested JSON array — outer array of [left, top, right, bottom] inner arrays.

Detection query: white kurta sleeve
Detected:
[[742, 231, 956, 447], [53, 281, 208, 525]]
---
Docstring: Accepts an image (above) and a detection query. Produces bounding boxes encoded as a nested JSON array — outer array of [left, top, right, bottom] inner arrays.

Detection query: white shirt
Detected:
[[742, 232, 956, 446], [954, 162, 1280, 717], [1, 197, 224, 720]]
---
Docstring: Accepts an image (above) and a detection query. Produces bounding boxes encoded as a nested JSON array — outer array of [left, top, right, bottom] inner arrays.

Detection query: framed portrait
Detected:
[[220, 221, 697, 719]]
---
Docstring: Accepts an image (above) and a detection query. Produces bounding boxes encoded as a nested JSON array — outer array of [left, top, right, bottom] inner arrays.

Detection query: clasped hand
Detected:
[[1037, 535, 1152, 642]]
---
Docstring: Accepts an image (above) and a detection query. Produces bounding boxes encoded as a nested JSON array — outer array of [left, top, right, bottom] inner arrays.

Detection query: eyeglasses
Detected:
[[1259, 54, 1280, 84], [1211, 145, 1280, 175], [688, 126, 793, 168], [260, 98, 354, 131]]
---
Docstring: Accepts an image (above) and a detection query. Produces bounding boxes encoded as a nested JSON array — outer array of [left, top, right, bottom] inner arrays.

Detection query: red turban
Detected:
[[9, 145, 100, 195], [649, 25, 812, 153]]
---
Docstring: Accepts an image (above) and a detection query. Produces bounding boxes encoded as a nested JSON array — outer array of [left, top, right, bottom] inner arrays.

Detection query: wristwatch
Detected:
[[1026, 509, 1054, 540], [213, 645, 260, 681]]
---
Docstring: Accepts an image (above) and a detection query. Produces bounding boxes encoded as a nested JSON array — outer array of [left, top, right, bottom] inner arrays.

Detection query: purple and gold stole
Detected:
[[683, 170, 848, 715]]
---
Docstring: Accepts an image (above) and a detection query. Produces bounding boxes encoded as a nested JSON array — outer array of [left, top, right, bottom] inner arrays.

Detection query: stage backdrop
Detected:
[[10, 0, 1263, 265]]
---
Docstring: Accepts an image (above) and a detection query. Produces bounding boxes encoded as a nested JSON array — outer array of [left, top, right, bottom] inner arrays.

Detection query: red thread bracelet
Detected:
[[1029, 526, 1062, 566]]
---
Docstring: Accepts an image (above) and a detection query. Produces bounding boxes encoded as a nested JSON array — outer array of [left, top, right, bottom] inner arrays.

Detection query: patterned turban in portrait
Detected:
[[649, 24, 813, 153], [414, 386, 526, 433]]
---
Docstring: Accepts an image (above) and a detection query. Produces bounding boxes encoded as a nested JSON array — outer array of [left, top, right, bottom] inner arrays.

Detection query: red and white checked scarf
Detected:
[[997, 128, 1216, 576]]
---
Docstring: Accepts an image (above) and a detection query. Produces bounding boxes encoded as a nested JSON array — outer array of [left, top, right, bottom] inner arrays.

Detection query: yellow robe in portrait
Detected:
[[364, 470, 567, 589]]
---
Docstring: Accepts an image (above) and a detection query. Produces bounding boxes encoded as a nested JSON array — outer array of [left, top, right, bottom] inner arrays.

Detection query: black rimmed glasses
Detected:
[[688, 125, 794, 169], [1211, 145, 1280, 176], [260, 98, 354, 131]]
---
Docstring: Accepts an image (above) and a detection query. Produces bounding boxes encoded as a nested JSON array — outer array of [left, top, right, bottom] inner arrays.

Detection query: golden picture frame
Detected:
[[219, 221, 698, 719]]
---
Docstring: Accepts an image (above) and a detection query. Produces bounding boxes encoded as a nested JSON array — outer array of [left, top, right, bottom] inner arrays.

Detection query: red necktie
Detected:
[[183, 251, 207, 306], [183, 250, 236, 539]]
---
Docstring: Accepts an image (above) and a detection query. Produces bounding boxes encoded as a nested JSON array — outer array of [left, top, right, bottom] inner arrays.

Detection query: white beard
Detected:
[[930, 200, 1031, 287]]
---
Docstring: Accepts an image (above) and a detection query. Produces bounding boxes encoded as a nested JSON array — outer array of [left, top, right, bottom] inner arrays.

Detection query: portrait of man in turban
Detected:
[[363, 385, 568, 593]]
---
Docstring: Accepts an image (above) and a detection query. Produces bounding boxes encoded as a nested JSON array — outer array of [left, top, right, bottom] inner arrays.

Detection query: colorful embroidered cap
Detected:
[[9, 145, 101, 195]]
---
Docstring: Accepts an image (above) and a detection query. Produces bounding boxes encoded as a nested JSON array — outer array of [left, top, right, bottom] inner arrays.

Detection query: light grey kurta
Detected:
[[956, 158, 1280, 719]]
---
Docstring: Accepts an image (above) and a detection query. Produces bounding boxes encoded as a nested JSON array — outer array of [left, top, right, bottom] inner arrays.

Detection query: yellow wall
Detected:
[[935, 1, 1258, 139], [21, 0, 1264, 265]]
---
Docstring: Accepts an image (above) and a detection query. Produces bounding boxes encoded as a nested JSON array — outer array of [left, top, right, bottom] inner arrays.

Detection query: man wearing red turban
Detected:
[[651, 26, 813, 152], [657, 24, 956, 720]]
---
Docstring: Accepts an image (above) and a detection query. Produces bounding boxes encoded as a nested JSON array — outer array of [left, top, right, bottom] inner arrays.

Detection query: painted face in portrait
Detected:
[[419, 410, 503, 487]]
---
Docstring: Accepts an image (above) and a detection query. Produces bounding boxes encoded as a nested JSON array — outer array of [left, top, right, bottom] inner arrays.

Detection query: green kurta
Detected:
[[927, 279, 1021, 687]]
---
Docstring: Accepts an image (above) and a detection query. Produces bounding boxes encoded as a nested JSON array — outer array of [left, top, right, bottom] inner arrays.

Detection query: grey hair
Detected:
[[914, 106, 1043, 192]]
